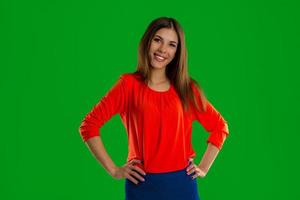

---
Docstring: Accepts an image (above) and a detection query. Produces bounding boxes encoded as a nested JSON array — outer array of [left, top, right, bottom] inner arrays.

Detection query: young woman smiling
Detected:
[[79, 17, 229, 200]]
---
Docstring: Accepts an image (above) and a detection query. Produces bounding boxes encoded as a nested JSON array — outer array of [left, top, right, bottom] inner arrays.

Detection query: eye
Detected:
[[170, 43, 177, 48], [153, 38, 160, 42]]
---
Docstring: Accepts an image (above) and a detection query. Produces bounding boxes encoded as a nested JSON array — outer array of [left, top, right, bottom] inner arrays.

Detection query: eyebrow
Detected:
[[154, 34, 178, 44]]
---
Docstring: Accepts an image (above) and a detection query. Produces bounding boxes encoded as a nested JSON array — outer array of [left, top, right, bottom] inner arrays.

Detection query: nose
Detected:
[[158, 43, 167, 53]]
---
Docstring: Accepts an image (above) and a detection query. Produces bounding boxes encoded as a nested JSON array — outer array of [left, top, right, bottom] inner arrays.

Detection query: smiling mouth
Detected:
[[154, 53, 167, 62]]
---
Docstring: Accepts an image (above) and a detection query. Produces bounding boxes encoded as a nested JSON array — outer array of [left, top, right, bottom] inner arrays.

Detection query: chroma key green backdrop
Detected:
[[1, 0, 299, 199]]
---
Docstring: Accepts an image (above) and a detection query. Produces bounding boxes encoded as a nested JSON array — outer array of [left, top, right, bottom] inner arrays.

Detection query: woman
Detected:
[[79, 17, 229, 200]]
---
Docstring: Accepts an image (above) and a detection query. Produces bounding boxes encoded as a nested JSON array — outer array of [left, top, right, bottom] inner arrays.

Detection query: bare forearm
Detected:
[[85, 136, 117, 176], [198, 143, 220, 174]]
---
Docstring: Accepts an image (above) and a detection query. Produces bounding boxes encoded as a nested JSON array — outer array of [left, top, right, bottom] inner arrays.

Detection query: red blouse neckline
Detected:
[[132, 73, 172, 94], [145, 82, 172, 93]]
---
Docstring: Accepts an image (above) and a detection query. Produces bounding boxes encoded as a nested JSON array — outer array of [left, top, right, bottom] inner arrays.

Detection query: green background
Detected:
[[1, 0, 299, 199]]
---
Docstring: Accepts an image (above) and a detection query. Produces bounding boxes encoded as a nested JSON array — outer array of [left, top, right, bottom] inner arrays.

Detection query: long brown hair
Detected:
[[134, 16, 206, 113]]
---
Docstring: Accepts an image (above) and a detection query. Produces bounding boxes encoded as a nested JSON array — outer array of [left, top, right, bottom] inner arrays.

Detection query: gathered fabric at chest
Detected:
[[123, 79, 194, 172]]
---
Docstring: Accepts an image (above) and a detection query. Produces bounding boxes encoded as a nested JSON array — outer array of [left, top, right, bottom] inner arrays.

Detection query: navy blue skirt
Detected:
[[125, 165, 200, 200]]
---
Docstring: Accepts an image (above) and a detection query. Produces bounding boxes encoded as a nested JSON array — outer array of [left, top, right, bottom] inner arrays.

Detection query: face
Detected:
[[148, 28, 178, 69]]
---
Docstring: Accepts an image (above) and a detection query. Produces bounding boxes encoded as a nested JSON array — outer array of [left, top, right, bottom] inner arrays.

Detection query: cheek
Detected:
[[149, 42, 159, 51], [169, 49, 177, 59], [148, 45, 155, 56]]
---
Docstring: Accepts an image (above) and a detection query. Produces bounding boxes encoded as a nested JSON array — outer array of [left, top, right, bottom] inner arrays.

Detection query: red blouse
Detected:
[[79, 73, 229, 173]]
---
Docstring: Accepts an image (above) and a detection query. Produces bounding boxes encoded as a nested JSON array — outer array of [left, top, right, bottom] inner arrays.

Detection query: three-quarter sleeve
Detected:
[[191, 82, 229, 150], [78, 75, 128, 142]]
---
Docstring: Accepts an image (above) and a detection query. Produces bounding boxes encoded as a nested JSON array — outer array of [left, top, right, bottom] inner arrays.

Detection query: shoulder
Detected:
[[115, 72, 143, 91], [119, 72, 143, 84]]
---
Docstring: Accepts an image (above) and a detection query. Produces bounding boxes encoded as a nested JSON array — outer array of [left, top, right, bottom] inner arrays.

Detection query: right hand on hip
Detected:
[[111, 159, 146, 185]]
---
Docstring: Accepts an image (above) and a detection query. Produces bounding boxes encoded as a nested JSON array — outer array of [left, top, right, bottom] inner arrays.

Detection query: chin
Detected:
[[150, 60, 168, 69], [151, 64, 165, 69]]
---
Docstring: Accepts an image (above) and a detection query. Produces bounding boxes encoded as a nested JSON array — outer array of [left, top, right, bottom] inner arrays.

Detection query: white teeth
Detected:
[[154, 54, 166, 62]]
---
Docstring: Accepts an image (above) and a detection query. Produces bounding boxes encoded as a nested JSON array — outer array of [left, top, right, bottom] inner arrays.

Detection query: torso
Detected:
[[123, 73, 195, 173]]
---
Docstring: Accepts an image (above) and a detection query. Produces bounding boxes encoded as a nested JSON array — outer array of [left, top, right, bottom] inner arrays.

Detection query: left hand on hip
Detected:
[[186, 159, 206, 179]]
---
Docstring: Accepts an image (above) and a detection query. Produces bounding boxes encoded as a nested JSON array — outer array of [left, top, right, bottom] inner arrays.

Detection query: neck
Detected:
[[149, 68, 168, 84]]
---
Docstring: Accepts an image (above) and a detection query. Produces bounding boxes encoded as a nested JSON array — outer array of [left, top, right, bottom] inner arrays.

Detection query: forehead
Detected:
[[154, 28, 178, 43]]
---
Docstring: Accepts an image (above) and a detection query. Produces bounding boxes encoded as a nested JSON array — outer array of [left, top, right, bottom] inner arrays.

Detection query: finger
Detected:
[[125, 166, 133, 173], [186, 164, 193, 170], [126, 174, 139, 185], [130, 159, 142, 164], [187, 164, 198, 174], [132, 165, 146, 176], [192, 173, 198, 179], [191, 170, 200, 179], [186, 164, 195, 172], [129, 170, 145, 182], [187, 168, 196, 175]]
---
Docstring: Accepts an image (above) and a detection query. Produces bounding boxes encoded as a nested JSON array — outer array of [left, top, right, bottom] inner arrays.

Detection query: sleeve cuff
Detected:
[[206, 131, 228, 150], [80, 129, 100, 142]]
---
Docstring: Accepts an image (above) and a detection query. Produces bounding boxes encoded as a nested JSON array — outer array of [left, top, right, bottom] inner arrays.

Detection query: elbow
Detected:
[[78, 120, 100, 142]]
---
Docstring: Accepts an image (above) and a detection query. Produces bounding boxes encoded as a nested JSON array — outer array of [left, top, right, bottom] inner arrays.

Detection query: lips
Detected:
[[154, 53, 167, 62]]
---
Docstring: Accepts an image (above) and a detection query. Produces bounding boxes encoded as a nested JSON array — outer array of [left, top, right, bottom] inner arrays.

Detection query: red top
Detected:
[[79, 73, 229, 173]]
